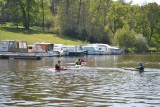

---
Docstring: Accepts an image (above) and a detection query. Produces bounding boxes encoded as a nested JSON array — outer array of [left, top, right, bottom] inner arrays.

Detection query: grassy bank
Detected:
[[0, 27, 86, 45]]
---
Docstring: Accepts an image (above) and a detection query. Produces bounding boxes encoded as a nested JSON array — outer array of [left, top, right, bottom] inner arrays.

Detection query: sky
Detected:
[[114, 0, 160, 5]]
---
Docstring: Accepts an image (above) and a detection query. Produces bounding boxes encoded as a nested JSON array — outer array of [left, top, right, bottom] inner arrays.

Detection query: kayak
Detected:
[[55, 68, 71, 71], [66, 62, 87, 66], [124, 68, 137, 71], [81, 62, 87, 65], [124, 68, 144, 72], [75, 65, 82, 68], [125, 68, 138, 70]]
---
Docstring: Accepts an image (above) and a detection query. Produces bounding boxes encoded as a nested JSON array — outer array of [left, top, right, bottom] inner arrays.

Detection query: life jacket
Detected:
[[139, 66, 144, 70], [76, 60, 81, 65], [81, 59, 85, 62]]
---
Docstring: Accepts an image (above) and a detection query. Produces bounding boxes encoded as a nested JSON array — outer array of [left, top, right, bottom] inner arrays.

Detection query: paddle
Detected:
[[124, 68, 139, 71]]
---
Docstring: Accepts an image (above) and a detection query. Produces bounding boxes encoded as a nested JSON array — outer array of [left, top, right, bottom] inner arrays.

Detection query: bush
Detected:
[[134, 34, 148, 53], [63, 27, 79, 38], [114, 26, 136, 49]]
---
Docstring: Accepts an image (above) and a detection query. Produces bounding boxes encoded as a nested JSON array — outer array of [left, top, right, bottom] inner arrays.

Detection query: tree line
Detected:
[[0, 0, 160, 52]]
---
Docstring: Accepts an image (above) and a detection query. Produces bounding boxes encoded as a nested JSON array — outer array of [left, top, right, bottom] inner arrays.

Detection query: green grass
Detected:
[[0, 27, 86, 45]]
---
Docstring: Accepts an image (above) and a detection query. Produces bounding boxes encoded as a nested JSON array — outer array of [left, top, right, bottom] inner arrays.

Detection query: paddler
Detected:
[[55, 60, 62, 71], [80, 58, 85, 64], [55, 60, 69, 71], [135, 63, 144, 77], [75, 59, 81, 65]]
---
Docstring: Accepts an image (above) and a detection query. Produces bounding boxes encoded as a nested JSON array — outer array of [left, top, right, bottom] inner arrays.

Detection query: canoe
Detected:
[[124, 68, 137, 71], [124, 68, 144, 72], [75, 65, 82, 68]]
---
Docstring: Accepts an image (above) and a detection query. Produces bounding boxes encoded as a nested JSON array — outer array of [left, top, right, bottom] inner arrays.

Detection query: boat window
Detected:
[[94, 47, 99, 51], [84, 47, 95, 51], [1, 41, 7, 44], [36, 45, 43, 50], [28, 47, 32, 49], [23, 42, 27, 48], [9, 41, 17, 48], [2, 47, 7, 50], [19, 42, 27, 48]]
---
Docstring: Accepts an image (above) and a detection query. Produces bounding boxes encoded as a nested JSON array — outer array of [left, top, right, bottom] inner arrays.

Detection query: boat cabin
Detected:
[[28, 45, 45, 53], [82, 45, 105, 55], [0, 40, 28, 52], [34, 42, 54, 52]]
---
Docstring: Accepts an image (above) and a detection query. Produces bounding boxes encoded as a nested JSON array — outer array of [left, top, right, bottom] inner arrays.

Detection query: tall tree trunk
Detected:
[[66, 0, 70, 16], [17, 0, 28, 29], [82, 3, 86, 29], [42, 0, 44, 31], [77, 0, 82, 27], [27, 0, 30, 29], [15, 1, 19, 29]]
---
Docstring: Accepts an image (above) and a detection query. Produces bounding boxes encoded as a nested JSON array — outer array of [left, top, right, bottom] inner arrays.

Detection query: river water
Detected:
[[0, 54, 160, 107]]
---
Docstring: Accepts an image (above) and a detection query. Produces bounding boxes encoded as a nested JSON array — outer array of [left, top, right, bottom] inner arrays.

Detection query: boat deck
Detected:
[[0, 52, 41, 60]]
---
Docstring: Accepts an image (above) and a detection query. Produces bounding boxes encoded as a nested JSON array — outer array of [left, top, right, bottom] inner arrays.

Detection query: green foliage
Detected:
[[107, 2, 130, 34], [0, 0, 160, 52], [134, 34, 148, 53], [114, 26, 136, 49], [63, 27, 79, 38]]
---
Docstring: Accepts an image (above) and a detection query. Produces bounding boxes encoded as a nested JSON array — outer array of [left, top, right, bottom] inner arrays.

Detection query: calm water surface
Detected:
[[0, 54, 160, 107]]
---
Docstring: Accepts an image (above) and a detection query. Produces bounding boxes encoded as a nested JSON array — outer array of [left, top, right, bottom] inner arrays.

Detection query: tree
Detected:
[[107, 2, 130, 34], [146, 3, 160, 46], [135, 34, 148, 53], [135, 3, 160, 47], [0, 0, 7, 25], [114, 25, 136, 50], [16, 0, 29, 29], [41, 0, 44, 31]]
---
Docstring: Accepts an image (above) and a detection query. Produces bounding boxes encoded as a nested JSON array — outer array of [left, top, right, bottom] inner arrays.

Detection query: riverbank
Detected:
[[0, 27, 86, 45]]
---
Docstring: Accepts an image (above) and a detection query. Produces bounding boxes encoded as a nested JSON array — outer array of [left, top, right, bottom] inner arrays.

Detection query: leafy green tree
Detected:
[[135, 34, 148, 53], [0, 0, 7, 25], [84, 0, 112, 43], [107, 2, 130, 34], [135, 3, 160, 48], [114, 25, 136, 50], [146, 3, 160, 46]]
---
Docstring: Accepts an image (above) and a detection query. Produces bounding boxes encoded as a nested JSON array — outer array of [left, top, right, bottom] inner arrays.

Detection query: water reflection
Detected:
[[0, 54, 160, 106]]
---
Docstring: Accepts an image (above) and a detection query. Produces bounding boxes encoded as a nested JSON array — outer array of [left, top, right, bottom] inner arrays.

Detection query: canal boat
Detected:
[[82, 45, 105, 55], [53, 44, 64, 56], [87, 43, 124, 55], [0, 40, 41, 60], [33, 42, 55, 57], [61, 45, 86, 56]]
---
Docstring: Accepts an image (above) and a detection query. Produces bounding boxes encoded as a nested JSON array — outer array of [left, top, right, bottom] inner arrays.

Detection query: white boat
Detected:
[[87, 44, 111, 55], [109, 46, 124, 54], [82, 45, 105, 55], [87, 43, 124, 55], [53, 44, 64, 56], [61, 45, 86, 56]]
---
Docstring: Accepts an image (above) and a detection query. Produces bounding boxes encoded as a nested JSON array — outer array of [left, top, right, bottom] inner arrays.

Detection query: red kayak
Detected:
[[55, 68, 70, 71]]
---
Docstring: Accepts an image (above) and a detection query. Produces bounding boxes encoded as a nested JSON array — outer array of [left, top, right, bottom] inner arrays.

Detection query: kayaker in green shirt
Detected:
[[75, 59, 81, 65]]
